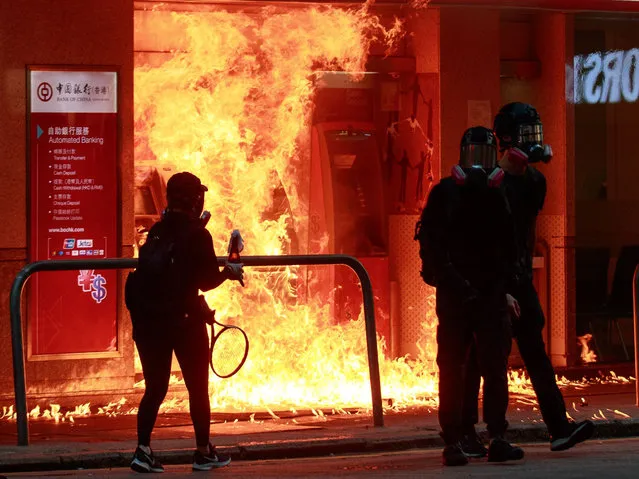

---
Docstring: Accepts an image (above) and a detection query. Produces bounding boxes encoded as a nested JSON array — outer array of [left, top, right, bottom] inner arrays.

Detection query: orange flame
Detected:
[[577, 334, 597, 364], [133, 3, 433, 412]]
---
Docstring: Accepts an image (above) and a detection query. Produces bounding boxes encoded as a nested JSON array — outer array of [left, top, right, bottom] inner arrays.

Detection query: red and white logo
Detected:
[[37, 82, 53, 102]]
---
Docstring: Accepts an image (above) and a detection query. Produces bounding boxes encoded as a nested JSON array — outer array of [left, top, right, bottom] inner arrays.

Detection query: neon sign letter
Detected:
[[574, 48, 639, 104], [622, 49, 639, 103]]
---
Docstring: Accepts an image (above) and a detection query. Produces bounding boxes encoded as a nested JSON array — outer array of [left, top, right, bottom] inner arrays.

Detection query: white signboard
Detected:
[[30, 70, 117, 114]]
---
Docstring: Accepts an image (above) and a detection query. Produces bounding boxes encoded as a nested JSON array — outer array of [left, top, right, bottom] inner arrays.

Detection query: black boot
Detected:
[[460, 428, 488, 458], [487, 437, 524, 462], [442, 443, 469, 466]]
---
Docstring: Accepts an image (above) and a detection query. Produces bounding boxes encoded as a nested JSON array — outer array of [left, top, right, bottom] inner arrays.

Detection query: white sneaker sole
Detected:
[[192, 458, 231, 471], [463, 451, 488, 458], [131, 457, 164, 473]]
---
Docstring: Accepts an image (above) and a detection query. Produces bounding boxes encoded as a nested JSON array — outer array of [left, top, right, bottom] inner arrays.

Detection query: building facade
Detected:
[[1, 0, 637, 403]]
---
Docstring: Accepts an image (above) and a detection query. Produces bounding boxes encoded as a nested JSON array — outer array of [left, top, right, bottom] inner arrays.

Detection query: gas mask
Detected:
[[521, 143, 553, 164], [452, 130, 503, 188], [452, 165, 504, 189], [516, 123, 553, 164]]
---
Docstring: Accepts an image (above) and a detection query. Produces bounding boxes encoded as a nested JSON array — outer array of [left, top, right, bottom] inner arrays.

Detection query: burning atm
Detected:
[[132, 163, 177, 251], [307, 120, 391, 344]]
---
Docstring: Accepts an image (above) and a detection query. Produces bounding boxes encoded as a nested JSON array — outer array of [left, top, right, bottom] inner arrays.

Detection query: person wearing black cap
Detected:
[[125, 171, 243, 473], [417, 127, 524, 466]]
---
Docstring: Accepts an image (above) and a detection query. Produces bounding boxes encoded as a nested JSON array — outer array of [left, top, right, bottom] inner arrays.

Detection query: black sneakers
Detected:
[[550, 420, 595, 452], [131, 446, 164, 474], [487, 437, 525, 462], [460, 431, 488, 458], [442, 443, 469, 466], [193, 443, 232, 471]]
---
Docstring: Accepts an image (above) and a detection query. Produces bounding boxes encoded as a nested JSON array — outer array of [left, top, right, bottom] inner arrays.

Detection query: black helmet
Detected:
[[459, 126, 498, 170], [493, 102, 543, 152], [166, 171, 208, 216]]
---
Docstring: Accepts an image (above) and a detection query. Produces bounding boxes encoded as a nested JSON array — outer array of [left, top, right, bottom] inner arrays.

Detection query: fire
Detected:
[[577, 334, 597, 364], [133, 2, 434, 412], [1, 1, 632, 425], [130, 1, 626, 414]]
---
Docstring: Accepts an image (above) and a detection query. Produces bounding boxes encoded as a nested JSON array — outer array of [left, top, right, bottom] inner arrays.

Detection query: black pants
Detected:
[[133, 316, 211, 447], [462, 280, 569, 438], [436, 292, 512, 445]]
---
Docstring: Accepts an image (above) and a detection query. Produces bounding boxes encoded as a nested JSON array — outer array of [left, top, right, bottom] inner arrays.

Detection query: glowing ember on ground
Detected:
[[2, 369, 635, 423], [612, 409, 631, 418]]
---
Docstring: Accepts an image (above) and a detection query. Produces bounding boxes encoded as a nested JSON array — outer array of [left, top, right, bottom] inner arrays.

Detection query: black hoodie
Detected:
[[502, 166, 546, 283], [126, 211, 227, 322], [422, 176, 519, 303]]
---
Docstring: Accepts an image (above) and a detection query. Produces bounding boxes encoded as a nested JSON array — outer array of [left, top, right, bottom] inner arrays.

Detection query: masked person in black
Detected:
[[418, 127, 524, 466], [459, 103, 594, 458], [125, 172, 244, 473]]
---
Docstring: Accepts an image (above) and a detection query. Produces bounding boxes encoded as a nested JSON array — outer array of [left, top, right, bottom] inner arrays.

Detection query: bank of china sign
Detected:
[[573, 49, 639, 104]]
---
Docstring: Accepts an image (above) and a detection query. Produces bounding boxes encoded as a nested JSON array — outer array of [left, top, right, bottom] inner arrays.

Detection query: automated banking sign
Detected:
[[28, 68, 118, 357], [573, 49, 639, 104]]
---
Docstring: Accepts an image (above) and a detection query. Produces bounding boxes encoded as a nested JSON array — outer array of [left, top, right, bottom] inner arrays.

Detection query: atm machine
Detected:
[[307, 121, 391, 343], [133, 162, 174, 252]]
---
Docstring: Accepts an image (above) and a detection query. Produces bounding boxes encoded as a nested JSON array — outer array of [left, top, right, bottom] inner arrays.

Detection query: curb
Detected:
[[1, 419, 638, 473]]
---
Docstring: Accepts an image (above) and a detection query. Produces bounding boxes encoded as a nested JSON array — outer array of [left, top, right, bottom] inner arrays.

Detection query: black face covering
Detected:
[[463, 167, 490, 189], [193, 193, 205, 218], [167, 192, 205, 219]]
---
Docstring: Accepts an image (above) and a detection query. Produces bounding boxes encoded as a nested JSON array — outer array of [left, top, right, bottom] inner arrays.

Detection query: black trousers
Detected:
[[133, 316, 211, 447], [463, 280, 569, 438], [436, 292, 512, 445]]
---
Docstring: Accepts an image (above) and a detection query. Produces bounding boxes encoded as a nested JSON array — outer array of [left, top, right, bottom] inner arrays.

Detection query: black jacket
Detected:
[[422, 176, 519, 302], [126, 211, 227, 322], [502, 166, 546, 282]]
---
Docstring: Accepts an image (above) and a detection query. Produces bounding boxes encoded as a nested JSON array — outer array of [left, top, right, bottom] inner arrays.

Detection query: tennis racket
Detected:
[[207, 229, 248, 378], [209, 316, 249, 379]]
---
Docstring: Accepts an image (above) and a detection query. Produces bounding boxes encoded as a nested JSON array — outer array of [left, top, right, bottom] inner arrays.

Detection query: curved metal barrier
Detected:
[[10, 255, 383, 446]]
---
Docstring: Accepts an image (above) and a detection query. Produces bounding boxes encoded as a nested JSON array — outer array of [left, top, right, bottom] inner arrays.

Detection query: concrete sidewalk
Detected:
[[1, 382, 638, 473]]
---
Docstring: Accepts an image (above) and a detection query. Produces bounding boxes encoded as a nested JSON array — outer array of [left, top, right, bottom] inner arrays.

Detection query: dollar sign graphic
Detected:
[[91, 274, 107, 304]]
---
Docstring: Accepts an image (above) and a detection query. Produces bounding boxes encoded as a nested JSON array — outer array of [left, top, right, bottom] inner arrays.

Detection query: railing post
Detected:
[[634, 264, 639, 407], [10, 267, 31, 446], [348, 260, 384, 428], [9, 255, 384, 446]]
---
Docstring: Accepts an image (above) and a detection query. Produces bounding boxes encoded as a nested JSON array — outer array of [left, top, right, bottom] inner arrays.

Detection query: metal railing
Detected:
[[10, 255, 383, 446], [633, 264, 639, 406]]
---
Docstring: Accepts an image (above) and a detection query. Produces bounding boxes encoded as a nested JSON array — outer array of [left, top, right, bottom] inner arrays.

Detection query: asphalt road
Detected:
[[3, 437, 637, 478]]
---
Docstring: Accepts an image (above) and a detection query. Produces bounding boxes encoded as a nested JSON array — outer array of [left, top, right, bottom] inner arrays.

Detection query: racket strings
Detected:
[[211, 326, 248, 378]]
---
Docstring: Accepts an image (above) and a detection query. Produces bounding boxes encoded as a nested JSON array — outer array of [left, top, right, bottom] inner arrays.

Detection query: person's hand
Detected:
[[506, 293, 521, 319], [225, 263, 244, 286], [499, 148, 528, 176]]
